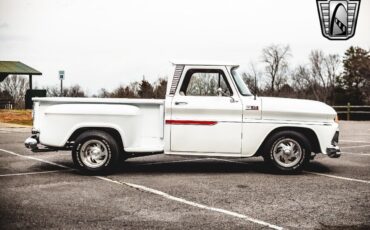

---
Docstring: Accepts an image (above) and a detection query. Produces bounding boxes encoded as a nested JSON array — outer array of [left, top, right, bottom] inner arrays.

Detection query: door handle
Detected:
[[230, 97, 239, 103], [175, 101, 188, 105]]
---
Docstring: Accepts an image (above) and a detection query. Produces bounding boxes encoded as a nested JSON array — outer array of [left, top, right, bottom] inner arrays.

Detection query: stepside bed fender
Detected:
[[40, 104, 140, 148]]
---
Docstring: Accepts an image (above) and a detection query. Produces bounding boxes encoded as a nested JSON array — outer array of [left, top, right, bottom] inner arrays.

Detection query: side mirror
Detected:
[[229, 96, 238, 103], [217, 88, 223, 97]]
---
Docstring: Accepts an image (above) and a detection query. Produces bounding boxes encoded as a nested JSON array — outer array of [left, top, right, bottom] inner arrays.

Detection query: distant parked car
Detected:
[[0, 99, 13, 109]]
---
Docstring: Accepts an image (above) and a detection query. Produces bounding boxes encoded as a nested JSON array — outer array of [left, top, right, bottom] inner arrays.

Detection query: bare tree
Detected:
[[47, 84, 86, 97], [98, 81, 141, 98], [129, 81, 140, 96], [110, 85, 137, 98], [46, 86, 60, 97], [309, 50, 327, 101], [0, 75, 28, 108], [262, 44, 291, 94], [97, 88, 110, 98], [64, 85, 85, 97], [325, 54, 341, 104], [242, 62, 261, 95], [309, 50, 341, 104], [292, 65, 314, 99]]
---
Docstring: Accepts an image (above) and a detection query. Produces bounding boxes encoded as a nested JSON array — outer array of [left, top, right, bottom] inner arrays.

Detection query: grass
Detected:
[[0, 109, 33, 126]]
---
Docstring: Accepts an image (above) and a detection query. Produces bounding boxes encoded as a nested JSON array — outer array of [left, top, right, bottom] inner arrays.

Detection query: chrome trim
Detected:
[[25, 137, 38, 150], [326, 146, 341, 158], [332, 131, 339, 146], [31, 128, 40, 135], [79, 139, 109, 168], [272, 138, 303, 168]]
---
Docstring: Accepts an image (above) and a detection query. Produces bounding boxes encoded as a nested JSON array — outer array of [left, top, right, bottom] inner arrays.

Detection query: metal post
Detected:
[[59, 70, 64, 97], [347, 102, 351, 121], [60, 79, 63, 97], [254, 74, 257, 100], [29, 74, 32, 90]]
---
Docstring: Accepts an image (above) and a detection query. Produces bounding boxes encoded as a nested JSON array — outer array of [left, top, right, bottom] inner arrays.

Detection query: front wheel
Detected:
[[72, 130, 120, 174], [263, 131, 311, 172]]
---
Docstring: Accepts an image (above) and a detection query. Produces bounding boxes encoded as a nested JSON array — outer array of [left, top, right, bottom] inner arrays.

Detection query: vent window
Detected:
[[170, 65, 184, 95]]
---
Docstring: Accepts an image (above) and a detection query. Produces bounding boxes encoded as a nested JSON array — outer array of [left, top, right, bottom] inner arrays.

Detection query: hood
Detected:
[[260, 97, 337, 122]]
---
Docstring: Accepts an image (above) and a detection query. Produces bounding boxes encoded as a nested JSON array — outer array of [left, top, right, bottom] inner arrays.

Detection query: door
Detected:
[[169, 66, 243, 154]]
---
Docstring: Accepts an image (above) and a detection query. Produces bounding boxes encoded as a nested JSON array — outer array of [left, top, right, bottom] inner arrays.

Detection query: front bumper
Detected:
[[326, 146, 341, 158], [326, 130, 340, 158]]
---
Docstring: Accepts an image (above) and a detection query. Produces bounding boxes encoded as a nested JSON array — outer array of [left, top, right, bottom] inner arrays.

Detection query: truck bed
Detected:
[[32, 97, 165, 152]]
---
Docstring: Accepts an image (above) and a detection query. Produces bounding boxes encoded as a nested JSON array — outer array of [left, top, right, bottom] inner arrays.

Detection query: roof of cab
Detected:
[[170, 60, 239, 67]]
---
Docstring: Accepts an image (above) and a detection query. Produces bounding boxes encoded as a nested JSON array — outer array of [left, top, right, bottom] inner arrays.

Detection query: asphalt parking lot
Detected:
[[0, 121, 369, 230]]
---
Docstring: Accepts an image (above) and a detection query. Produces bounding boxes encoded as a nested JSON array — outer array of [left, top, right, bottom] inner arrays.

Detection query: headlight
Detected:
[[334, 115, 339, 123]]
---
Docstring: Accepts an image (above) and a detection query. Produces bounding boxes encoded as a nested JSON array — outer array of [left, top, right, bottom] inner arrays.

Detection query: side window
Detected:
[[179, 70, 232, 96]]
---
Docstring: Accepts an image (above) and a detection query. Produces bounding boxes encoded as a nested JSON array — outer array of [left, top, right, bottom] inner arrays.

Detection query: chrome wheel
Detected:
[[272, 138, 303, 168], [79, 140, 109, 168]]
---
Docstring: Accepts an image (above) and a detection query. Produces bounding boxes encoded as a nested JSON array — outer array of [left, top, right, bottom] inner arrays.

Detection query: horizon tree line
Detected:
[[0, 45, 369, 109]]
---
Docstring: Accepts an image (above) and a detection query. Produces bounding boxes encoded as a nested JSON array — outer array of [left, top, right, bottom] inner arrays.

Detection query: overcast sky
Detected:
[[0, 0, 369, 95]]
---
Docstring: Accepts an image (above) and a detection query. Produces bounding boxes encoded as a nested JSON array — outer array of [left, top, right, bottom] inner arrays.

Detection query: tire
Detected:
[[72, 130, 120, 174], [262, 131, 311, 172]]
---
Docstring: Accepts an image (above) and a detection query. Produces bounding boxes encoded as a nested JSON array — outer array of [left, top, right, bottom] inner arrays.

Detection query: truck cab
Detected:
[[165, 62, 259, 156]]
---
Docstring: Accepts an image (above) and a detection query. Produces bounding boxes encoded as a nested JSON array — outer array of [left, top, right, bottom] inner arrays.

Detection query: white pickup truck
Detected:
[[25, 62, 340, 173]]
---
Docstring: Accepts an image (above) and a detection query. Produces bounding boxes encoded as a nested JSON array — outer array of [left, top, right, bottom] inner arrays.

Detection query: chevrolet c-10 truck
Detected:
[[25, 62, 340, 173]]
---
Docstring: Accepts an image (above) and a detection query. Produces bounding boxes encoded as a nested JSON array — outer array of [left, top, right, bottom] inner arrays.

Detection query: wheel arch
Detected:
[[256, 126, 321, 155], [68, 127, 124, 151]]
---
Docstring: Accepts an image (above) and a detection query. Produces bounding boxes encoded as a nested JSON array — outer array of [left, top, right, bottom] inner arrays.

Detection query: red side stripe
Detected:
[[166, 120, 217, 125]]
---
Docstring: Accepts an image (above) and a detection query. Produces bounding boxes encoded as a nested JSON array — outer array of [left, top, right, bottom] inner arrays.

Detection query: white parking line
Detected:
[[0, 149, 69, 169], [341, 140, 370, 144], [307, 172, 370, 184], [97, 176, 283, 230], [37, 152, 71, 157], [0, 169, 73, 177], [341, 145, 370, 149], [206, 158, 370, 185], [344, 134, 370, 136], [342, 151, 370, 156], [0, 148, 283, 230], [0, 128, 30, 133]]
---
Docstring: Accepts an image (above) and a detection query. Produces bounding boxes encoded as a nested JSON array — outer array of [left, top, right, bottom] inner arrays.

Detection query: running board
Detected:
[[165, 151, 245, 158]]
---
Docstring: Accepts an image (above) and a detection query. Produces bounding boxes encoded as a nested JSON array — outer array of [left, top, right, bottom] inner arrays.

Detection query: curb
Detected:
[[0, 122, 32, 128]]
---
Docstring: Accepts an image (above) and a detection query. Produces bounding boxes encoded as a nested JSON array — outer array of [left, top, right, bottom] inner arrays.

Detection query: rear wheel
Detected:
[[72, 130, 120, 174], [263, 131, 311, 172]]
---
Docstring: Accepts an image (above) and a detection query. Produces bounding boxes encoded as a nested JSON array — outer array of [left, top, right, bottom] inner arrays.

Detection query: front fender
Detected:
[[241, 121, 336, 156]]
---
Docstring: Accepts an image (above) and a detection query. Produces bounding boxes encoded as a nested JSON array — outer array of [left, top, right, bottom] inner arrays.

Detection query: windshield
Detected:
[[230, 67, 252, 96]]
